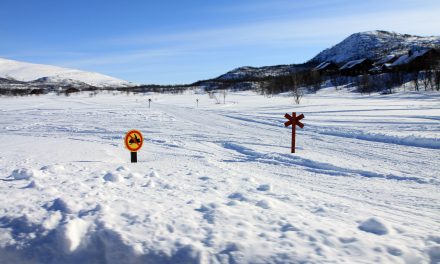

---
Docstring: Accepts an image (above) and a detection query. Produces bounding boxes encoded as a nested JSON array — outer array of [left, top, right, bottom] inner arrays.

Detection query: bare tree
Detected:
[[310, 70, 322, 92], [290, 73, 303, 104], [411, 71, 420, 91], [422, 70, 433, 91], [435, 70, 440, 91], [358, 74, 372, 95], [292, 87, 303, 104], [221, 89, 227, 104], [330, 74, 340, 90], [208, 91, 221, 104]]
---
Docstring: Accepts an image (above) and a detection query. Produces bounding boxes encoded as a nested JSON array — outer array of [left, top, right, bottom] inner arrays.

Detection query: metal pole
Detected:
[[131, 152, 137, 163]]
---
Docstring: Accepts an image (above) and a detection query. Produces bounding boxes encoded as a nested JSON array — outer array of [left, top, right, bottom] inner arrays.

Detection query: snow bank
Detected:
[[9, 168, 42, 180]]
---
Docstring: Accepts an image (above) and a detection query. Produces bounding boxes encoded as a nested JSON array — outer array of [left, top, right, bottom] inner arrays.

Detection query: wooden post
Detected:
[[283, 112, 304, 154], [291, 112, 296, 153]]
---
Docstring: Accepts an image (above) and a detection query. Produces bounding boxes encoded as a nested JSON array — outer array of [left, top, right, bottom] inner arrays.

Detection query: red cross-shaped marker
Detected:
[[284, 112, 305, 153]]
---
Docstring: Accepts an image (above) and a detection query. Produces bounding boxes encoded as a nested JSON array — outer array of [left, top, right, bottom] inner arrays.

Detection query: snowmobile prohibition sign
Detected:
[[124, 129, 143, 163], [284, 112, 304, 153]]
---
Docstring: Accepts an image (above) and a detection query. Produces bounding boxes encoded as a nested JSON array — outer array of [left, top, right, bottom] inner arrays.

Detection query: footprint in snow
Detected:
[[358, 217, 388, 235], [386, 246, 403, 256], [338, 237, 357, 244], [44, 197, 75, 214], [40, 164, 65, 173], [142, 179, 155, 188], [149, 171, 160, 178], [256, 199, 271, 209], [116, 166, 130, 172], [228, 192, 247, 202], [126, 172, 142, 179], [103, 172, 123, 183], [257, 184, 272, 192], [22, 180, 42, 189], [281, 223, 300, 232]]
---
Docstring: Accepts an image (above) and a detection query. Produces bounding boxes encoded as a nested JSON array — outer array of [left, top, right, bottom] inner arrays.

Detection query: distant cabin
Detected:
[[340, 58, 373, 76], [390, 49, 440, 72], [375, 54, 399, 66], [314, 61, 339, 74], [369, 63, 393, 74]]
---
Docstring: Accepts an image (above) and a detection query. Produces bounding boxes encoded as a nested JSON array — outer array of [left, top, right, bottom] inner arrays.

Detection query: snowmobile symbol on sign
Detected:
[[128, 134, 141, 146], [284, 112, 304, 153], [124, 130, 143, 162]]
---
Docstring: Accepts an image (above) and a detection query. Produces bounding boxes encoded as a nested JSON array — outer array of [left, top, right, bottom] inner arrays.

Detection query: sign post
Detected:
[[148, 98, 152, 108], [131, 151, 137, 163], [284, 112, 304, 153], [196, 98, 199, 108], [124, 129, 143, 163]]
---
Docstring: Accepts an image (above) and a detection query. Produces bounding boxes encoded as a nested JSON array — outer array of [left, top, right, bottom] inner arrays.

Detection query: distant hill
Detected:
[[0, 57, 134, 91], [207, 31, 440, 82], [193, 30, 440, 92], [310, 30, 440, 64], [215, 64, 311, 81]]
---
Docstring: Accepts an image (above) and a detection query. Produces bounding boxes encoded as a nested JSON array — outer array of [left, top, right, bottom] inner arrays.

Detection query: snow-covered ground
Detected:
[[0, 88, 439, 263]]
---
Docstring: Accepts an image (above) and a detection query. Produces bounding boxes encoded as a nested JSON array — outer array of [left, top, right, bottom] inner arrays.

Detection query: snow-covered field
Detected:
[[0, 89, 439, 263]]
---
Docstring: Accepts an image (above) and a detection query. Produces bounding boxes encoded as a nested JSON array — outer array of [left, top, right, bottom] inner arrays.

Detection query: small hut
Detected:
[[340, 58, 373, 76], [314, 61, 339, 74]]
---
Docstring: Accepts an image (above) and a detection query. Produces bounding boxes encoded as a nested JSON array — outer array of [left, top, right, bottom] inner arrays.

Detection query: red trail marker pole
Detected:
[[292, 112, 296, 153], [284, 112, 304, 153]]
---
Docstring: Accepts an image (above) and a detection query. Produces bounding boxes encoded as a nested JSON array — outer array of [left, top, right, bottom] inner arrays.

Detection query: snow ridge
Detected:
[[0, 58, 134, 88], [311, 30, 440, 64]]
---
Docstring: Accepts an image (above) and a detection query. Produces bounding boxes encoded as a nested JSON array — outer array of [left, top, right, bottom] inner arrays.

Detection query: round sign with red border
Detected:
[[124, 129, 143, 152]]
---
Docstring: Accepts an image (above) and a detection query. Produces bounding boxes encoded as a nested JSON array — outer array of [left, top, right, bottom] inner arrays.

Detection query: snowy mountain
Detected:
[[310, 30, 440, 64], [0, 57, 133, 88], [215, 64, 310, 81], [197, 30, 440, 89]]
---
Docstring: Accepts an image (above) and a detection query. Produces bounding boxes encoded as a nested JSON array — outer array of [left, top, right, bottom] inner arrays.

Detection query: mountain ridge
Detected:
[[210, 30, 440, 83], [310, 30, 440, 64], [0, 57, 133, 88]]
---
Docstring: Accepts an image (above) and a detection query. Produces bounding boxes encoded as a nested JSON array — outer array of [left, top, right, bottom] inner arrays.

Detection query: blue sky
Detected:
[[1, 0, 440, 84]]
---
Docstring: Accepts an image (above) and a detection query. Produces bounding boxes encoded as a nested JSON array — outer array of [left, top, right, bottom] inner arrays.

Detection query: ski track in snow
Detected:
[[0, 89, 439, 263]]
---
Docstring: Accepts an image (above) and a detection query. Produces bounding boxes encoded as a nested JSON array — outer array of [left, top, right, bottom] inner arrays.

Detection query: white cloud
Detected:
[[104, 6, 440, 48]]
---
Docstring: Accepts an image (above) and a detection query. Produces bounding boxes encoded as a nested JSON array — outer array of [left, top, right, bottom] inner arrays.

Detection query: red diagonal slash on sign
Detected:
[[284, 112, 305, 153], [129, 134, 140, 145]]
